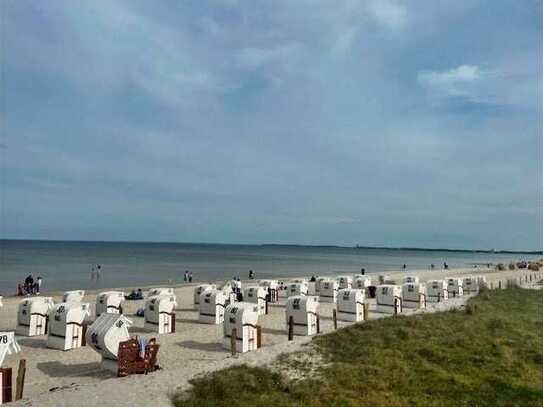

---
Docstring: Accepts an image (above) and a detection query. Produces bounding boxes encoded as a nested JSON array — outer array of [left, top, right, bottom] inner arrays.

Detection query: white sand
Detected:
[[0, 266, 540, 407]]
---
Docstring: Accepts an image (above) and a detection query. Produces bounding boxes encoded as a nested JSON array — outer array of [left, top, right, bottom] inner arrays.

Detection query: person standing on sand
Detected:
[[189, 271, 193, 283], [184, 271, 188, 282], [24, 274, 34, 295], [361, 268, 365, 275]]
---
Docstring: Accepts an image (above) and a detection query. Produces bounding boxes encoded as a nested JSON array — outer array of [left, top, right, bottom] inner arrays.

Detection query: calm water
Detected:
[[0, 240, 538, 294]]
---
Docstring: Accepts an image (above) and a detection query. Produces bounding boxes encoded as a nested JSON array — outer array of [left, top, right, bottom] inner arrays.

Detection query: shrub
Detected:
[[508, 263, 516, 270], [465, 303, 477, 315]]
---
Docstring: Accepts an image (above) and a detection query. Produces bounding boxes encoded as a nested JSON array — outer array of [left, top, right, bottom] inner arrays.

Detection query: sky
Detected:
[[1, 0, 542, 250]]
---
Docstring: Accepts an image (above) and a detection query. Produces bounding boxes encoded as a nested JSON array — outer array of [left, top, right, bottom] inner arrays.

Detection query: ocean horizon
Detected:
[[1, 239, 540, 294]]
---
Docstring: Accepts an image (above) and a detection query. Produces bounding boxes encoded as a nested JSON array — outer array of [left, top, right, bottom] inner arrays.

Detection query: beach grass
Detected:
[[172, 288, 543, 406]]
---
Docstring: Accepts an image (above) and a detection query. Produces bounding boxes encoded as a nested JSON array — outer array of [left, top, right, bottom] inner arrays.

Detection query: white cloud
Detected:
[[418, 65, 481, 86], [237, 43, 301, 70], [417, 65, 486, 100], [367, 0, 407, 29]]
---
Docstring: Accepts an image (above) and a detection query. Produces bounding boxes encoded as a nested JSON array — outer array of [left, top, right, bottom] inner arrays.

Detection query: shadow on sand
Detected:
[[176, 340, 225, 353], [175, 317, 200, 324], [17, 337, 48, 349], [36, 361, 112, 379], [261, 327, 287, 336]]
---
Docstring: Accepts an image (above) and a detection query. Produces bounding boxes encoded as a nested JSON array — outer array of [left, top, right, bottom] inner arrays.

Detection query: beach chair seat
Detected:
[[117, 338, 160, 377]]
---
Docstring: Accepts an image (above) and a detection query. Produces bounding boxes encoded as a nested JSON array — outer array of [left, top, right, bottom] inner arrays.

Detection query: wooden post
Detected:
[[499, 280, 502, 290], [288, 316, 293, 341], [437, 292, 441, 303], [256, 325, 262, 349], [333, 309, 337, 330], [230, 328, 237, 357], [265, 300, 269, 315], [0, 368, 13, 403], [394, 298, 398, 315], [316, 315, 320, 334], [363, 303, 368, 321], [80, 323, 86, 347], [15, 359, 26, 401], [490, 281, 493, 290]]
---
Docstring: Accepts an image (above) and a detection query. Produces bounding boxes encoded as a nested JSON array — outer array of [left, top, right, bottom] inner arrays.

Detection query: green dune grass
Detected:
[[172, 288, 543, 407]]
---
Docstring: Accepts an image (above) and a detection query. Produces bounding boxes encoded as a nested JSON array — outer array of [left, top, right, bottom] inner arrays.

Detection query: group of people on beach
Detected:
[[183, 271, 193, 283], [125, 288, 144, 300], [17, 274, 42, 296], [181, 269, 257, 284], [429, 262, 449, 270], [90, 264, 103, 280]]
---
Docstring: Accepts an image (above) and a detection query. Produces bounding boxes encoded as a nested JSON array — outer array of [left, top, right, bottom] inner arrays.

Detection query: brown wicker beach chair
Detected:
[[117, 338, 160, 377]]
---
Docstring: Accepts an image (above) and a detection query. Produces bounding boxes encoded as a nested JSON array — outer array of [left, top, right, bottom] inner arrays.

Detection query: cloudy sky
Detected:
[[1, 1, 542, 250]]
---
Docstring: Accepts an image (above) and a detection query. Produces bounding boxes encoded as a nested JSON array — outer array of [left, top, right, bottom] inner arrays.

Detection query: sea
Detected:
[[0, 239, 540, 294]]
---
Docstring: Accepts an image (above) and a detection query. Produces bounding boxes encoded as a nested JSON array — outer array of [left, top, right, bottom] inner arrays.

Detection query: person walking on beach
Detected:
[[402, 264, 407, 270], [184, 271, 188, 283], [189, 271, 193, 283], [249, 269, 255, 279], [36, 276, 42, 294], [361, 268, 365, 275]]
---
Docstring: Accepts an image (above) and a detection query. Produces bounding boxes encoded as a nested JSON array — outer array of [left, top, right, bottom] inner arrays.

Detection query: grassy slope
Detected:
[[172, 289, 543, 407]]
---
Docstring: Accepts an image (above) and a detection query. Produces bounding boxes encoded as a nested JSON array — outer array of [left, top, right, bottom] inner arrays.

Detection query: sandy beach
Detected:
[[0, 266, 540, 407]]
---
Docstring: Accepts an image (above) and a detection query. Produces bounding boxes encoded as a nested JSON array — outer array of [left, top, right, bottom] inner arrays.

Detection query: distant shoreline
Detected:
[[265, 244, 543, 255], [1, 238, 542, 255]]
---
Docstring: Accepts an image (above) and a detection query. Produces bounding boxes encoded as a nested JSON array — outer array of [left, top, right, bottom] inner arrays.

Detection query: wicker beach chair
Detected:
[[117, 338, 160, 377]]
